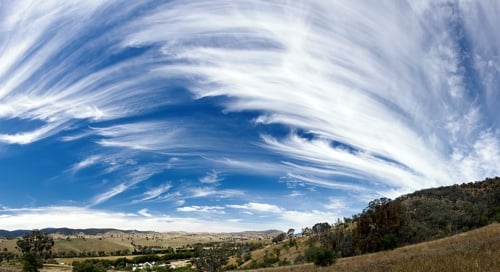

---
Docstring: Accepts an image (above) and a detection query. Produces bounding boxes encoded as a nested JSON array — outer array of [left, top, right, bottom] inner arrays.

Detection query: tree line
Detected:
[[6, 177, 498, 271], [301, 176, 500, 261]]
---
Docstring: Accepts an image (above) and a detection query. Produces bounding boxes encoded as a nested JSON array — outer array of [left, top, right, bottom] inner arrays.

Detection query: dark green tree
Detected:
[[193, 247, 230, 272], [354, 198, 405, 253], [72, 260, 107, 272], [16, 230, 54, 272], [0, 248, 15, 263], [312, 222, 331, 239], [305, 246, 336, 266]]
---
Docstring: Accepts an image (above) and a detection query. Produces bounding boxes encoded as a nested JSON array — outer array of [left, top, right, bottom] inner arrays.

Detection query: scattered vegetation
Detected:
[[304, 246, 335, 266], [16, 230, 54, 272], [0, 177, 498, 272], [241, 223, 500, 272]]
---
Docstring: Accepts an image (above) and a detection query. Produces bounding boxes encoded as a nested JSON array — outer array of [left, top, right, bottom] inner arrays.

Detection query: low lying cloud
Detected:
[[0, 205, 339, 232]]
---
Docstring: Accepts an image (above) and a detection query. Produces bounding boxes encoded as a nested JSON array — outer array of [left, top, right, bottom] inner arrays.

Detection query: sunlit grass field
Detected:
[[242, 223, 500, 272]]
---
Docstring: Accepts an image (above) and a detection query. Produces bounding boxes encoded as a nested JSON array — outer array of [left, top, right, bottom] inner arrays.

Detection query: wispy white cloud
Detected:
[[324, 198, 346, 211], [122, 0, 498, 193], [93, 122, 185, 152], [137, 183, 172, 202], [199, 170, 222, 184], [189, 187, 244, 199], [226, 201, 342, 230], [71, 155, 101, 173], [0, 1, 173, 145], [287, 191, 304, 198], [214, 158, 284, 176], [0, 0, 498, 232], [0, 122, 64, 144], [138, 208, 152, 217], [90, 164, 166, 206], [90, 183, 129, 207], [227, 202, 282, 214], [177, 205, 225, 214]]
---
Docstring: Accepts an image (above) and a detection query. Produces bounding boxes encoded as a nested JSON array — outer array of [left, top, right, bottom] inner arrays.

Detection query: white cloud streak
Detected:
[[177, 205, 225, 214], [90, 164, 166, 206], [0, 1, 174, 144], [199, 170, 222, 184], [0, 0, 498, 226], [0, 205, 339, 232], [71, 155, 101, 173], [227, 202, 282, 214], [122, 0, 499, 192], [138, 183, 172, 202], [188, 187, 244, 199], [138, 208, 152, 217], [93, 122, 189, 152]]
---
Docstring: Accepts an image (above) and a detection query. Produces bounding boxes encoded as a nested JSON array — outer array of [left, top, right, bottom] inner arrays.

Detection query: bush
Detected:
[[72, 261, 106, 272], [272, 233, 287, 243], [381, 233, 397, 250], [293, 254, 306, 265], [305, 246, 336, 266], [278, 258, 291, 266]]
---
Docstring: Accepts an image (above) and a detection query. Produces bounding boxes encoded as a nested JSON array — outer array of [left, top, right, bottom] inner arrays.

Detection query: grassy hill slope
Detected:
[[242, 222, 500, 272], [237, 177, 499, 270]]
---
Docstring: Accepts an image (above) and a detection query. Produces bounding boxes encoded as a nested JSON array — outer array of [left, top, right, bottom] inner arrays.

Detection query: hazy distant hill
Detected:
[[0, 228, 151, 239], [0, 227, 283, 240]]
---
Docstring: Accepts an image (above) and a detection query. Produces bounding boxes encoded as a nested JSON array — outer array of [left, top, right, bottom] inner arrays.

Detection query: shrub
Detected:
[[293, 254, 306, 265], [305, 246, 336, 266], [72, 261, 106, 272]]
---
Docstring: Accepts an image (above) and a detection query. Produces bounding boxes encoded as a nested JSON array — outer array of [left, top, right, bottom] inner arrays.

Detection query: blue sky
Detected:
[[0, 0, 499, 232]]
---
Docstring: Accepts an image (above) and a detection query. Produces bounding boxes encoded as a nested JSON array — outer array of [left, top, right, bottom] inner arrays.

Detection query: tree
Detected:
[[312, 223, 331, 239], [305, 246, 336, 266], [301, 227, 312, 236], [193, 247, 230, 272], [0, 249, 15, 263], [16, 230, 54, 272], [271, 233, 286, 243], [72, 260, 106, 272], [354, 198, 405, 253]]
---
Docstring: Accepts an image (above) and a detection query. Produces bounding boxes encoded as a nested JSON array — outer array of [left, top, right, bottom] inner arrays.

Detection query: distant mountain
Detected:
[[0, 228, 152, 239], [232, 230, 284, 236], [0, 229, 29, 239], [0, 227, 284, 240]]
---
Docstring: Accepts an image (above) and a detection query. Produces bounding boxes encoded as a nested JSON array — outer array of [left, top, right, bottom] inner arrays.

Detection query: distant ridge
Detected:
[[0, 228, 152, 239], [0, 227, 284, 240]]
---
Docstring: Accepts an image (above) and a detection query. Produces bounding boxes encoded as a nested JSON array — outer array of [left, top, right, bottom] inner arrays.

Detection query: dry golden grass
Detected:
[[240, 223, 500, 272], [54, 238, 131, 254], [0, 240, 18, 252], [1, 232, 238, 255]]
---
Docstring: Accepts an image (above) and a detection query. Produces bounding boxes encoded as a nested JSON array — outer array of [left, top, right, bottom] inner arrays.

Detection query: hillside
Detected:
[[0, 229, 280, 258], [241, 222, 500, 272], [1, 178, 498, 271], [397, 176, 500, 242], [348, 177, 499, 254], [235, 177, 500, 270]]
